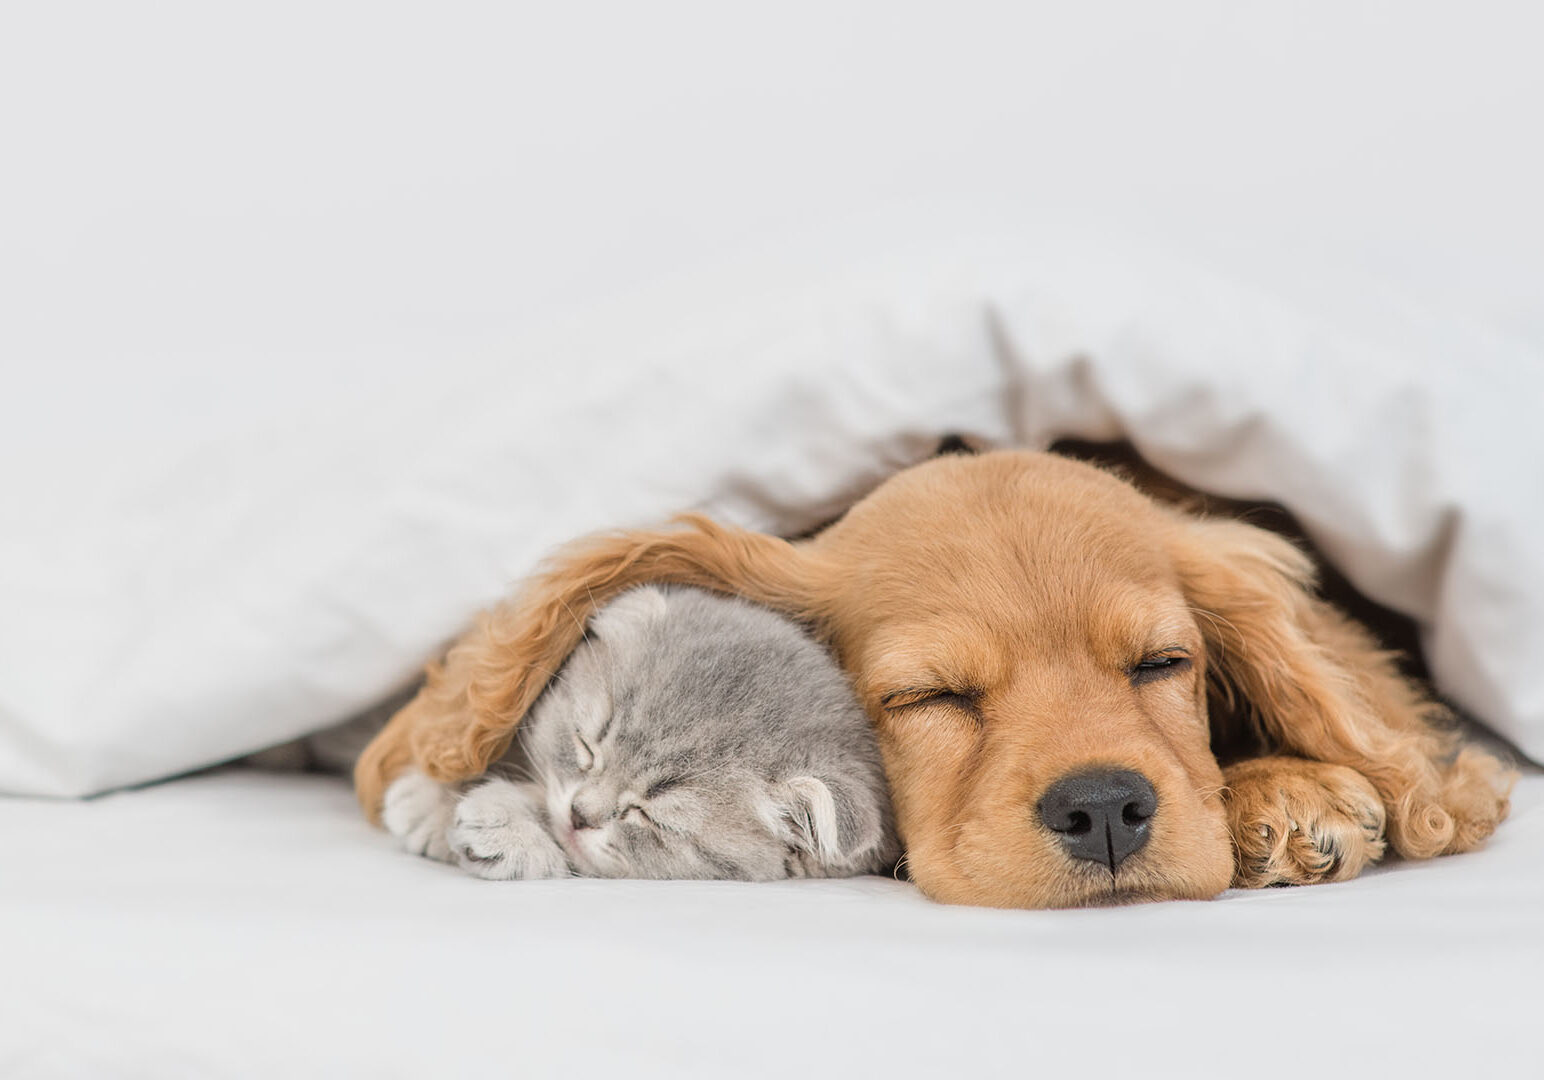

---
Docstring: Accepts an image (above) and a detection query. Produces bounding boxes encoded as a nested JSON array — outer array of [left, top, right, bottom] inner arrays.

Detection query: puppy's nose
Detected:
[[570, 803, 594, 831], [1037, 768, 1157, 872]]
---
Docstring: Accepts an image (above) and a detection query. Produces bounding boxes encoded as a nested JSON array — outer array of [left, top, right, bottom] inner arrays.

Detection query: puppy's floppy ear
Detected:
[[355, 515, 830, 822], [1168, 513, 1512, 859], [763, 774, 898, 873]]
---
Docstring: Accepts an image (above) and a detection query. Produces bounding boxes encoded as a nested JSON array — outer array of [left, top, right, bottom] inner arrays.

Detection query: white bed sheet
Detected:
[[3, 769, 1539, 1079]]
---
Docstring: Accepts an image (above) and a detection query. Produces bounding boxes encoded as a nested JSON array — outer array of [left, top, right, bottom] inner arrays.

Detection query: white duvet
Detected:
[[2, 243, 1541, 797]]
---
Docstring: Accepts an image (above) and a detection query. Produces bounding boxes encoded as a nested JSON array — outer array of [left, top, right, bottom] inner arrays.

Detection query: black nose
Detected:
[[1037, 768, 1157, 872], [570, 803, 593, 831]]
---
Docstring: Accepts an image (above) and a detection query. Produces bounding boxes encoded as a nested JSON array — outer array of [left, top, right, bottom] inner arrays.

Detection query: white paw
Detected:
[[448, 780, 570, 880], [382, 768, 457, 863]]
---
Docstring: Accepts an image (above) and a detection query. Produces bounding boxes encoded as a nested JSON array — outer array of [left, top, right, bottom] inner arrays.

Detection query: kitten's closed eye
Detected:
[[573, 734, 596, 772], [645, 776, 683, 798]]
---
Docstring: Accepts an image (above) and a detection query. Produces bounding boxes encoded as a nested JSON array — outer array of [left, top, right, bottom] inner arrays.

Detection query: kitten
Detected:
[[381, 585, 900, 880]]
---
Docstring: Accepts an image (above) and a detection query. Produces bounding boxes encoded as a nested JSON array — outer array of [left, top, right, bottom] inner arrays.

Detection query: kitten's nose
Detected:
[[569, 803, 594, 832]]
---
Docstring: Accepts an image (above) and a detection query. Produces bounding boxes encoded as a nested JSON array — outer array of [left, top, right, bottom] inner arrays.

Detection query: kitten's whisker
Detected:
[[518, 660, 567, 687], [554, 590, 594, 642], [490, 760, 538, 785]]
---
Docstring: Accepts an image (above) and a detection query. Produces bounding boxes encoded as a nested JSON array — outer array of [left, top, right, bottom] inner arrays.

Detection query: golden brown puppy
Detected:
[[355, 450, 1513, 908]]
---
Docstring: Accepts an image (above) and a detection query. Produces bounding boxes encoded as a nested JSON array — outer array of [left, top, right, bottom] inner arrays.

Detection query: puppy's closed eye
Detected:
[[1129, 652, 1192, 686], [882, 688, 982, 714]]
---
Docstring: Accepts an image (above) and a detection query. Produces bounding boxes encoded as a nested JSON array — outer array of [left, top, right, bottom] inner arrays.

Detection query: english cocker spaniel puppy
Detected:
[[354, 449, 1513, 908]]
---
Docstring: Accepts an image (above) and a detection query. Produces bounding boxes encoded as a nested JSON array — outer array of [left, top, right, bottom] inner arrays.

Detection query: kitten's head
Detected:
[[520, 586, 898, 880]]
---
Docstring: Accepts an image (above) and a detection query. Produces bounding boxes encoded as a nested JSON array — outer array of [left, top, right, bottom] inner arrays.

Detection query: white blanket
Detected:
[[3, 244, 1541, 796]]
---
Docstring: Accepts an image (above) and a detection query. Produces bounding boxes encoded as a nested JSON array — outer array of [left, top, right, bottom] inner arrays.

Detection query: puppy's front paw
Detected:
[[448, 780, 570, 881], [382, 768, 457, 863], [1224, 757, 1387, 888]]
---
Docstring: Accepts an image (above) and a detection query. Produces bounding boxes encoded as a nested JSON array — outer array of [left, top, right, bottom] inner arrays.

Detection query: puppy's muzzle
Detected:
[[1037, 768, 1157, 871]]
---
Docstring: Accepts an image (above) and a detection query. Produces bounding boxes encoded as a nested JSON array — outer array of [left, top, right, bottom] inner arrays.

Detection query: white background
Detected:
[[6, 1, 1542, 465]]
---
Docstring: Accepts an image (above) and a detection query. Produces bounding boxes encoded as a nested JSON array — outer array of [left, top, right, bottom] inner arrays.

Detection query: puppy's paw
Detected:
[[448, 780, 570, 881], [382, 768, 457, 863], [1223, 757, 1387, 888]]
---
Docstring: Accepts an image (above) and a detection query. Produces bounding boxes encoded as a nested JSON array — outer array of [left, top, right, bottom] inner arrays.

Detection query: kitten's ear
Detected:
[[588, 585, 670, 640], [766, 775, 896, 871]]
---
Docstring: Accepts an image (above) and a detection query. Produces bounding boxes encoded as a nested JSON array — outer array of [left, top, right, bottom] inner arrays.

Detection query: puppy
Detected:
[[355, 449, 1513, 908]]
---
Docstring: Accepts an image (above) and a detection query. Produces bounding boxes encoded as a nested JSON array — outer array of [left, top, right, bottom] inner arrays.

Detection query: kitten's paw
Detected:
[[448, 780, 570, 881], [382, 768, 457, 863], [1224, 757, 1387, 888]]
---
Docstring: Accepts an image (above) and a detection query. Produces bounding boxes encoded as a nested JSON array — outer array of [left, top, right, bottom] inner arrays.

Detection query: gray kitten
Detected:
[[380, 585, 900, 880]]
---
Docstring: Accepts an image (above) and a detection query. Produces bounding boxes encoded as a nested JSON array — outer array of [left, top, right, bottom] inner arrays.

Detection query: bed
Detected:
[[4, 769, 1540, 1077], [3, 4, 1541, 1076]]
